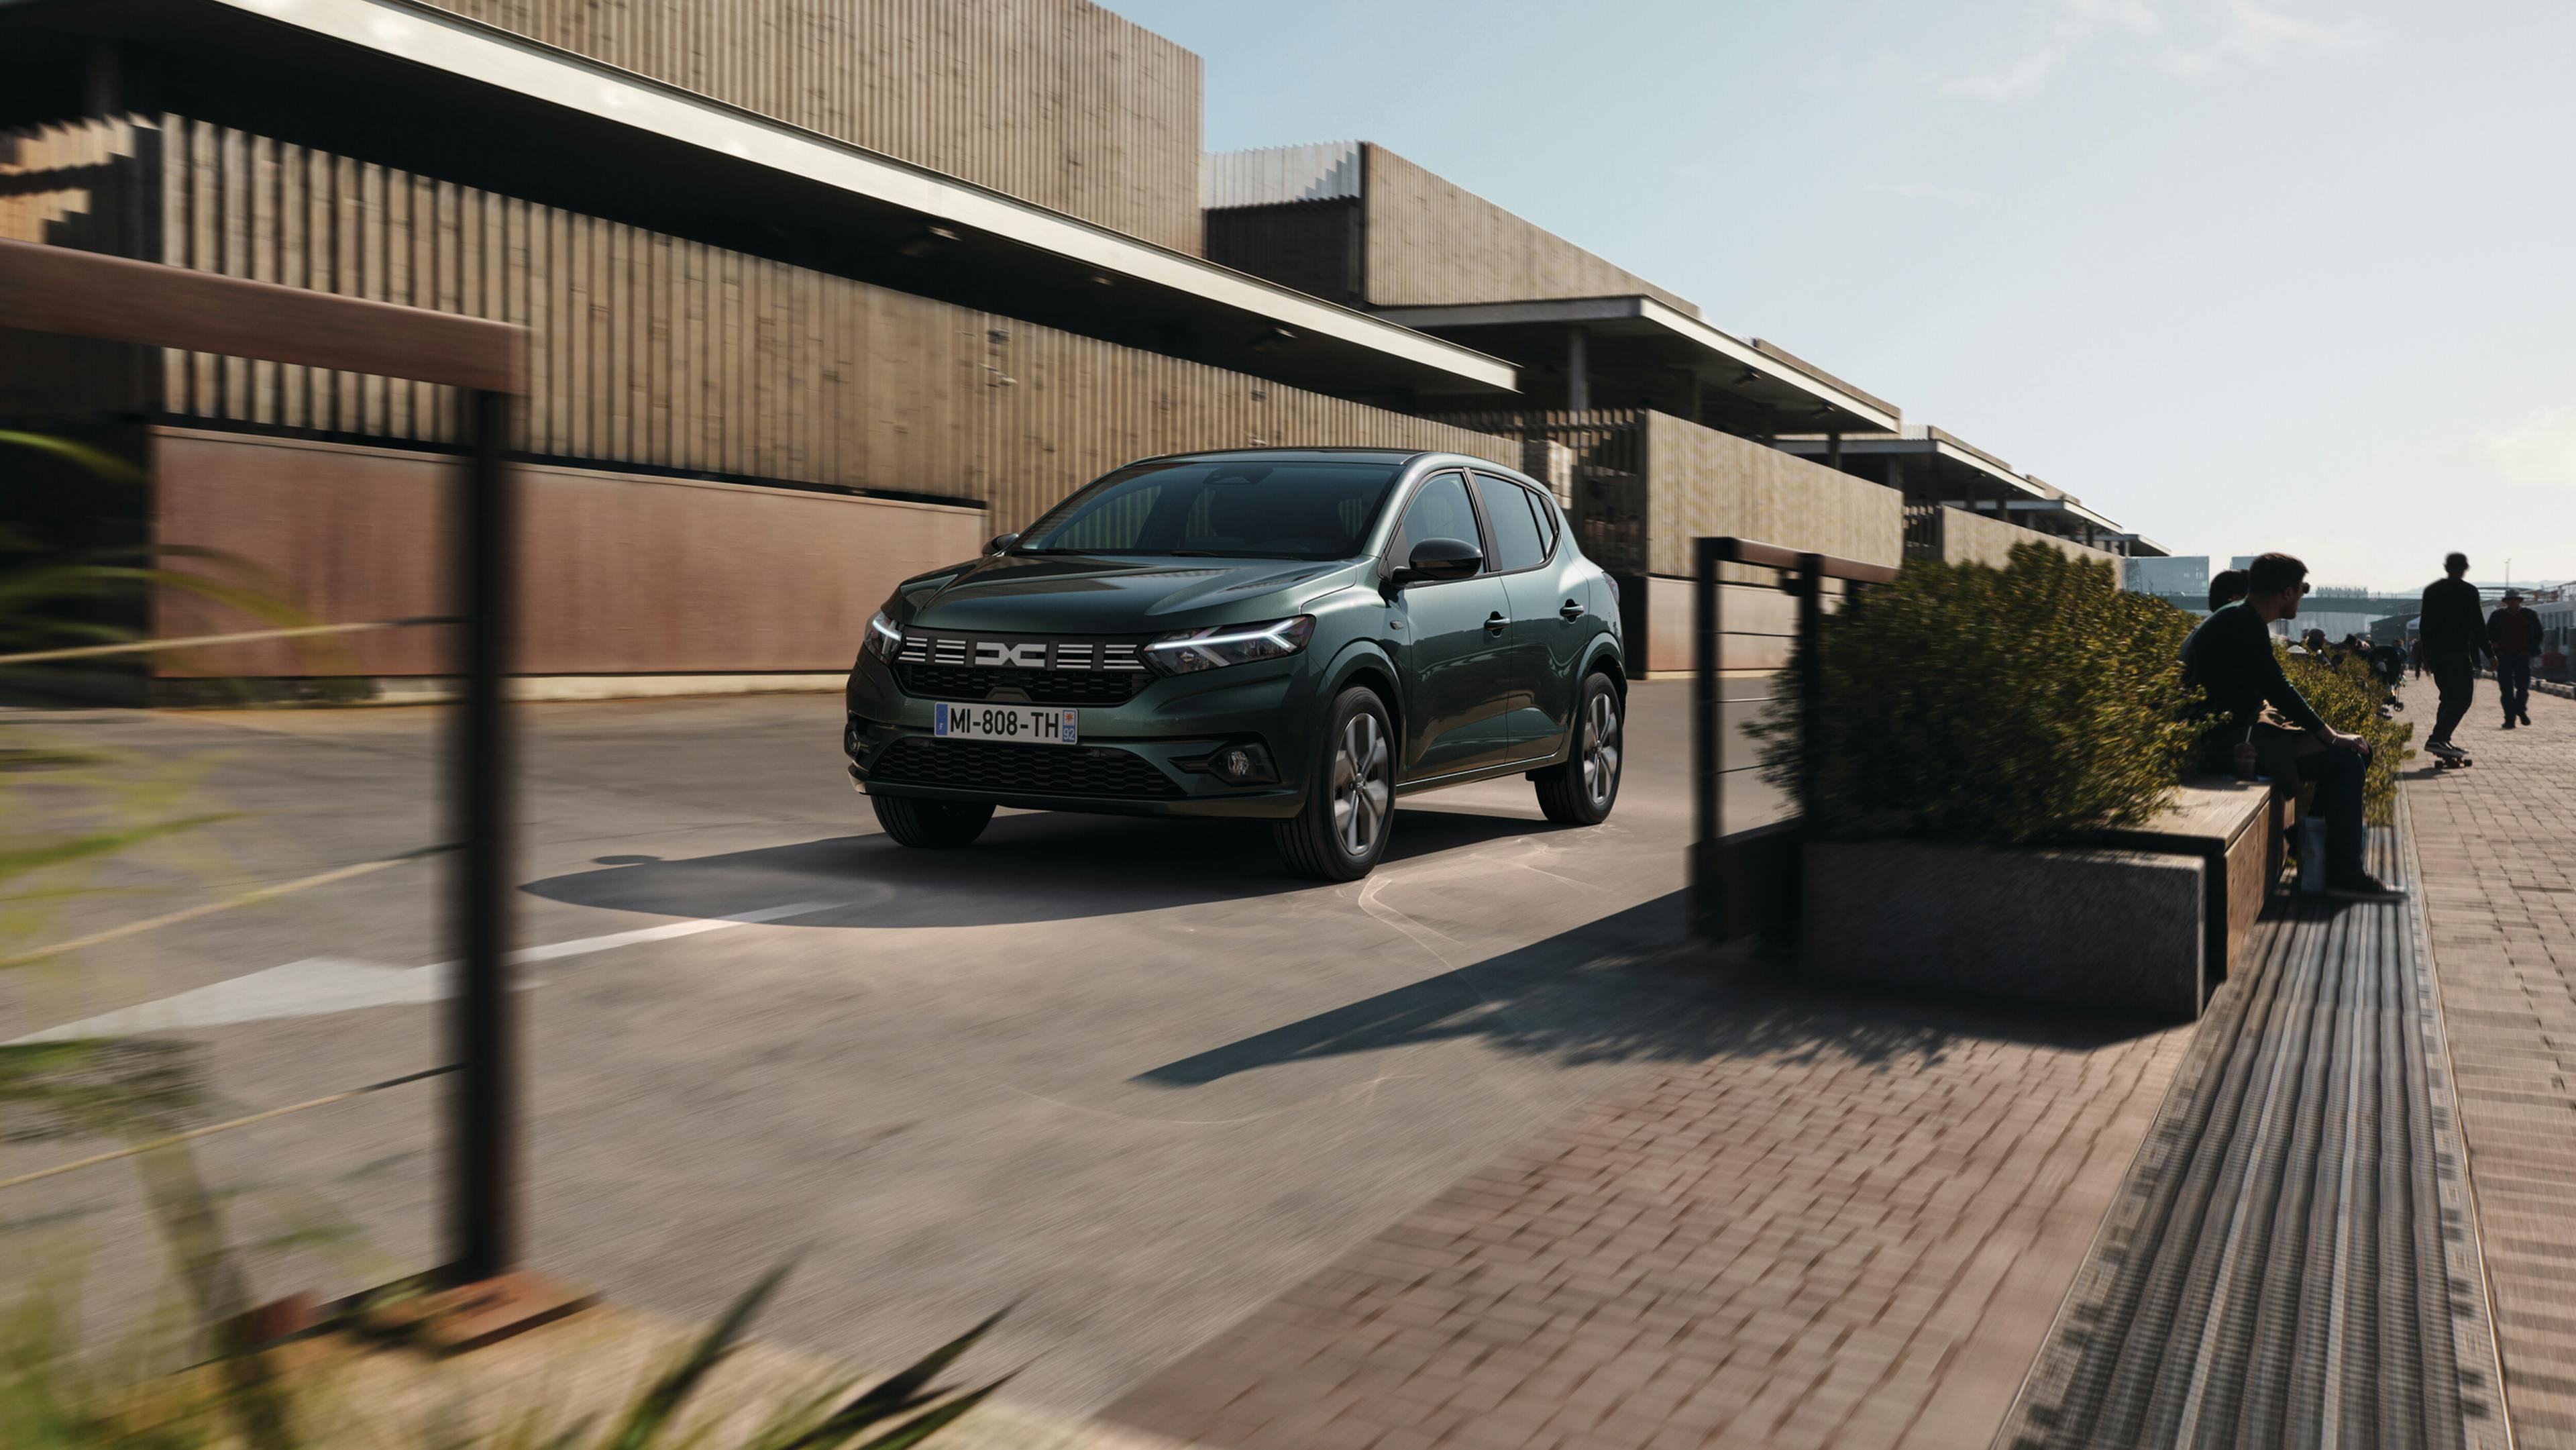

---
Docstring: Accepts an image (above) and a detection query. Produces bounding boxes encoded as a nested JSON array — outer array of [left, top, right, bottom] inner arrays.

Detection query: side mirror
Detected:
[[1393, 537, 1483, 587], [987, 532, 1020, 555]]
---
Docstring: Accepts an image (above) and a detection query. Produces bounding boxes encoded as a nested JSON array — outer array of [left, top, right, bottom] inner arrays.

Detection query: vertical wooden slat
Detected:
[[400, 0, 1200, 253], [64, 112, 1523, 523]]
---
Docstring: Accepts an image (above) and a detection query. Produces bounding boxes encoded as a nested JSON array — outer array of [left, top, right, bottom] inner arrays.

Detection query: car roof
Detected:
[[1128, 446, 1544, 486]]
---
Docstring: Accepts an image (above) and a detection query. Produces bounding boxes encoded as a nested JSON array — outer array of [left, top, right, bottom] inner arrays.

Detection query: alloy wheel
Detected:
[[1332, 711, 1392, 857], [1582, 690, 1621, 808]]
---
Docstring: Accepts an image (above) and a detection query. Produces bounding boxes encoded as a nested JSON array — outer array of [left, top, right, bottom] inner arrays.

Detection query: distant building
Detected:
[[2125, 556, 2211, 599]]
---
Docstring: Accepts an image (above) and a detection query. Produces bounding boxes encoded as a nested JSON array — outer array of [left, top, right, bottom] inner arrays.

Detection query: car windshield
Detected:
[[1012, 459, 1407, 561]]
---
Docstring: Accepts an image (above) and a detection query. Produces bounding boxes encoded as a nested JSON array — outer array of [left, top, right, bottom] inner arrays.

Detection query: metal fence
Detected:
[[1688, 536, 1900, 945]]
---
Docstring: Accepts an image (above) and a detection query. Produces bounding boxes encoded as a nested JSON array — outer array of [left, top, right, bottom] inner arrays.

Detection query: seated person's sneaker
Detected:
[[2327, 872, 2402, 900]]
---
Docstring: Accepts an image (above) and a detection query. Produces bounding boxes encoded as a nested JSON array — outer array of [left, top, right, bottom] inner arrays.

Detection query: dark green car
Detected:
[[843, 448, 1625, 879]]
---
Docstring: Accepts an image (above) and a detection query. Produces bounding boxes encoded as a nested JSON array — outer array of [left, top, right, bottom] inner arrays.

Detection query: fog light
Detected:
[[1208, 742, 1277, 786]]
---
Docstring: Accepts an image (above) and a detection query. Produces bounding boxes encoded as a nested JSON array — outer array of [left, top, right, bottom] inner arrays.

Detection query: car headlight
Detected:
[[1146, 615, 1316, 674], [864, 609, 905, 661]]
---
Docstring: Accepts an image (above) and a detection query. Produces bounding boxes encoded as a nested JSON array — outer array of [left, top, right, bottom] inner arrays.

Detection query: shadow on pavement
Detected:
[[521, 804, 1568, 927], [1134, 889, 2169, 1084]]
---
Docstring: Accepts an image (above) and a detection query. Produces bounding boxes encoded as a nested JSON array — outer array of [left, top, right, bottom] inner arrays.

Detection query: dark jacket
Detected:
[[2181, 601, 2327, 741], [2489, 605, 2542, 658], [2420, 576, 2489, 662]]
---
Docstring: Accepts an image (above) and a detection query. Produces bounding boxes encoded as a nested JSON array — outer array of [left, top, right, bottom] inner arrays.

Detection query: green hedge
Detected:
[[1752, 543, 2200, 845], [2280, 648, 2414, 825]]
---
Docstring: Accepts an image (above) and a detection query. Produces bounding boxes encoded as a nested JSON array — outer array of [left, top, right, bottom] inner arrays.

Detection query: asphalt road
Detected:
[[2, 680, 1783, 1412]]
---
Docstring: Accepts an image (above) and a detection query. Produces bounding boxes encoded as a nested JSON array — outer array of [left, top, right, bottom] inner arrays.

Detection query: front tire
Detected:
[[1274, 686, 1395, 880], [1535, 674, 1622, 825], [871, 793, 996, 848]]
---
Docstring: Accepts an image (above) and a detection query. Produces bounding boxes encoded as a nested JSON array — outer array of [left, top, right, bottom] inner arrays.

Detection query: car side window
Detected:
[[1394, 472, 1482, 568], [1521, 486, 1560, 555], [1473, 473, 1548, 572]]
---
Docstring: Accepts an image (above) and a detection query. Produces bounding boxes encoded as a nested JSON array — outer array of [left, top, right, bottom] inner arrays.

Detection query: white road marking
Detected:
[[6, 900, 849, 1043]]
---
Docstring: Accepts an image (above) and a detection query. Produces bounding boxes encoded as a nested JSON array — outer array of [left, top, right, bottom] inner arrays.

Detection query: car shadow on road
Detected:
[[1131, 888, 2171, 1084], [520, 805, 1576, 927]]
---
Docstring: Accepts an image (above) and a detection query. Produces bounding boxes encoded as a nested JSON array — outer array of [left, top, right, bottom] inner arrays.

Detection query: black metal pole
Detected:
[[1795, 554, 1825, 827], [449, 387, 518, 1283], [1691, 537, 1720, 937]]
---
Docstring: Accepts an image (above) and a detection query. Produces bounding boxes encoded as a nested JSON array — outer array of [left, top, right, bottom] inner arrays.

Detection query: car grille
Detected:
[[869, 737, 1181, 798], [895, 664, 1140, 706]]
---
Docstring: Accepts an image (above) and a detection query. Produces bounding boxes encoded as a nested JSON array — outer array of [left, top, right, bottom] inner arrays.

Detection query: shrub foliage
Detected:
[[2281, 648, 2412, 824], [1753, 543, 2200, 845]]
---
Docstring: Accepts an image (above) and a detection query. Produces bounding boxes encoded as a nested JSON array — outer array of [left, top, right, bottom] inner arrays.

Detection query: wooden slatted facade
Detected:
[[1362, 146, 1697, 315], [412, 0, 1205, 256], [1203, 144, 1698, 317], [5, 115, 1519, 532]]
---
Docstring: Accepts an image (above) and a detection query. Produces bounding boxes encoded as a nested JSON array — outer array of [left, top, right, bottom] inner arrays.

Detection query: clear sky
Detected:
[[1099, 0, 2576, 590]]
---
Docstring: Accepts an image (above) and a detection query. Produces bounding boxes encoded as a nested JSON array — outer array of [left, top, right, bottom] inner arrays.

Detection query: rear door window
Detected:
[[1472, 473, 1548, 572]]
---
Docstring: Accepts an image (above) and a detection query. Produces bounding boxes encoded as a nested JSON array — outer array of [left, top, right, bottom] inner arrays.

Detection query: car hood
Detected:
[[900, 553, 1370, 633]]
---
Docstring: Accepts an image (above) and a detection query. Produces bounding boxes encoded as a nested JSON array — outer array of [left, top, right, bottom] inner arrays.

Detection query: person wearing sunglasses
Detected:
[[2181, 552, 2393, 898]]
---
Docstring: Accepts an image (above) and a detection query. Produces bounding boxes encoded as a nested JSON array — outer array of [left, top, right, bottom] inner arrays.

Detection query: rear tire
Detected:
[[870, 793, 996, 848], [1274, 686, 1395, 881], [1535, 674, 1622, 825]]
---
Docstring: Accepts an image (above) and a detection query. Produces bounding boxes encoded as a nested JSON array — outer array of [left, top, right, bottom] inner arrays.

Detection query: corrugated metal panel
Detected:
[[411, 0, 1205, 255], [1201, 142, 1364, 209], [11, 115, 1519, 533]]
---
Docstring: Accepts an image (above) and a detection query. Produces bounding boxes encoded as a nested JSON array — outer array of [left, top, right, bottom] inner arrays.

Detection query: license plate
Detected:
[[932, 702, 1079, 745]]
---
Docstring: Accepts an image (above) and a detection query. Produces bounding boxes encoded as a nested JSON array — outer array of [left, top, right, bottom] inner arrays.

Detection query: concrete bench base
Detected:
[[1804, 840, 2208, 1021], [2076, 780, 2281, 985]]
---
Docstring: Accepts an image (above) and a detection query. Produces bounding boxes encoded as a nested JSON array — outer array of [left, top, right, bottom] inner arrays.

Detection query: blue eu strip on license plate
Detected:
[[933, 703, 1079, 744]]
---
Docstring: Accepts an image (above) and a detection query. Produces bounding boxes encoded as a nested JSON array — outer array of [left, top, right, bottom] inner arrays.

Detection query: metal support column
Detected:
[[449, 387, 519, 1284], [1565, 326, 1589, 413], [1795, 554, 1825, 823], [1826, 431, 1843, 472]]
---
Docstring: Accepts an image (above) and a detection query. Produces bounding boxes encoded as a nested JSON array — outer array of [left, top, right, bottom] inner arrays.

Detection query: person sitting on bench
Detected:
[[2179, 551, 2396, 899]]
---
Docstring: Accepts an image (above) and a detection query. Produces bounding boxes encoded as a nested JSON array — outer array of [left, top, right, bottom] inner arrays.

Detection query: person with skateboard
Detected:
[[2180, 552, 2394, 896], [2420, 552, 2489, 764], [2488, 588, 2539, 729]]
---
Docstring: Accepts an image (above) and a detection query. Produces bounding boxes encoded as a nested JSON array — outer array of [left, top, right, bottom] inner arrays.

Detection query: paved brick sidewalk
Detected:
[[1103, 972, 2194, 1450], [2409, 684, 2576, 1447]]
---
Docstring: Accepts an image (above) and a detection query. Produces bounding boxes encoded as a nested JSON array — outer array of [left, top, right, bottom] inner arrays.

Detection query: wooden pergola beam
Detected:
[[0, 238, 523, 394], [2, 236, 532, 1292]]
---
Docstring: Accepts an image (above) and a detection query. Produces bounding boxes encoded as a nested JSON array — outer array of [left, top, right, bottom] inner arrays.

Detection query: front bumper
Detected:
[[841, 654, 1318, 819]]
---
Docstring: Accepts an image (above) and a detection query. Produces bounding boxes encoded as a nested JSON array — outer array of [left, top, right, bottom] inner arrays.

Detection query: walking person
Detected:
[[2180, 552, 2393, 897], [2420, 552, 2489, 762], [2489, 588, 2540, 728]]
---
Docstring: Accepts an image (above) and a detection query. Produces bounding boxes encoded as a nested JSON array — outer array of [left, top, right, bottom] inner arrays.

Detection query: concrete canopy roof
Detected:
[[1775, 428, 2134, 540], [13, 0, 1519, 398], [1775, 428, 2048, 501], [1369, 296, 1899, 435]]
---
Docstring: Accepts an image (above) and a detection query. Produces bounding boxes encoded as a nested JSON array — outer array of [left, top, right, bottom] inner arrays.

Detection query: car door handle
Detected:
[[1485, 611, 1508, 633], [1560, 599, 1585, 620]]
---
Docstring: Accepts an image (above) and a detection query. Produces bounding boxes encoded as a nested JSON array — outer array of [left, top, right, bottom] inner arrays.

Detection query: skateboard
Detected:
[[2434, 752, 2475, 768]]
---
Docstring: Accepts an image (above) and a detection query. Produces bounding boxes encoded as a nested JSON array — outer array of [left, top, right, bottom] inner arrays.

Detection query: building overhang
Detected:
[[1774, 430, 2047, 503], [2003, 497, 2125, 533], [1, 0, 1519, 398], [1370, 295, 1896, 433]]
